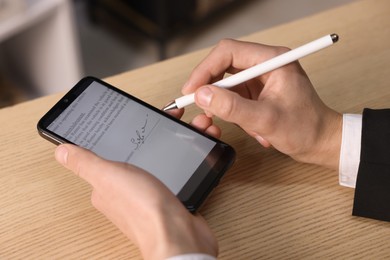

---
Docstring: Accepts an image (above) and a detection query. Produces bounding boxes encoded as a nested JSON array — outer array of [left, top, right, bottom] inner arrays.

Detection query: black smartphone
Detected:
[[37, 76, 235, 212]]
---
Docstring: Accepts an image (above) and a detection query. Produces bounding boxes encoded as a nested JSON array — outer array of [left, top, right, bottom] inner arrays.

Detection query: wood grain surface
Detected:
[[1, 0, 389, 258]]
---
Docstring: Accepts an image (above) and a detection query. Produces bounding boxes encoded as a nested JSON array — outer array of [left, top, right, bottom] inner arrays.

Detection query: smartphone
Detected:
[[37, 76, 235, 212]]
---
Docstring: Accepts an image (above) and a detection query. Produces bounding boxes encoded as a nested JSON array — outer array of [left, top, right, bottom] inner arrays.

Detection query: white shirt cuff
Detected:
[[339, 113, 362, 188], [166, 254, 216, 260]]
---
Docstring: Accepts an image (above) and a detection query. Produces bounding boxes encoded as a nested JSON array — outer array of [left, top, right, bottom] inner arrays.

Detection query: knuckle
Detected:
[[215, 38, 235, 50]]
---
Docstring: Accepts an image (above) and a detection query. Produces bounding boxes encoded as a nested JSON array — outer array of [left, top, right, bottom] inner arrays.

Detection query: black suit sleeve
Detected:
[[352, 108, 390, 221]]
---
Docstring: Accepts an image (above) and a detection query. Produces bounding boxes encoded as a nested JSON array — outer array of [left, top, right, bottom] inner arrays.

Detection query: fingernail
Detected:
[[196, 87, 213, 107], [55, 145, 69, 165]]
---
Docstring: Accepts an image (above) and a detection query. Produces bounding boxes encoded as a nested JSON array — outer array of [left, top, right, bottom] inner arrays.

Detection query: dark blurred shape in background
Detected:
[[87, 0, 246, 59]]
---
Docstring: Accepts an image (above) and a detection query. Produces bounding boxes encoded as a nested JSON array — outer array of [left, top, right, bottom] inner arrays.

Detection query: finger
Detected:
[[190, 114, 213, 132], [55, 144, 107, 187], [163, 106, 184, 119], [205, 125, 221, 139], [182, 39, 287, 95], [194, 85, 275, 134], [190, 114, 221, 139]]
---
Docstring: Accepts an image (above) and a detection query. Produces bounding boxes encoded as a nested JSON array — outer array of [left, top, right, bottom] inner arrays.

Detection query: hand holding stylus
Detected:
[[164, 34, 338, 111], [180, 36, 342, 170]]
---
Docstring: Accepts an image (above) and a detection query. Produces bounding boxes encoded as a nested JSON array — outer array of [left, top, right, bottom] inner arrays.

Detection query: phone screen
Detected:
[[38, 77, 235, 211]]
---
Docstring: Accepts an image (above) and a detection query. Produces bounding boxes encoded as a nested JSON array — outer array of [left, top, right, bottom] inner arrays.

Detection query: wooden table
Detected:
[[1, 0, 389, 258]]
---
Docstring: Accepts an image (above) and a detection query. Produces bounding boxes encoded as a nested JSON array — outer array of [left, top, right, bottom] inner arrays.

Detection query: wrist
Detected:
[[306, 110, 343, 170]]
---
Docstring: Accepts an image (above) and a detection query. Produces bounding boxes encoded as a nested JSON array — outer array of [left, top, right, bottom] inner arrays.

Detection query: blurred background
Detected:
[[0, 0, 354, 108]]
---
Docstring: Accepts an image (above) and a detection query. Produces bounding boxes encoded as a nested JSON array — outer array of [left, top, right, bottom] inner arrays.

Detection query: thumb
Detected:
[[195, 85, 264, 130], [55, 144, 104, 186]]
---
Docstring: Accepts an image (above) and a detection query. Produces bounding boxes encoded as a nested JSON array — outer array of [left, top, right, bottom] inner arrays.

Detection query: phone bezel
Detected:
[[37, 76, 235, 212]]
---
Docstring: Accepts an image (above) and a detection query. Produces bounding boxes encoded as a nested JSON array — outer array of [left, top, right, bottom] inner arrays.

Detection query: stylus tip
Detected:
[[331, 33, 339, 43], [163, 101, 178, 111]]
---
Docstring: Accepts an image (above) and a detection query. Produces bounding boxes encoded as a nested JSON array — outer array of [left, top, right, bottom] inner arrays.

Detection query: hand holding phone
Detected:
[[55, 143, 219, 259], [38, 77, 235, 211]]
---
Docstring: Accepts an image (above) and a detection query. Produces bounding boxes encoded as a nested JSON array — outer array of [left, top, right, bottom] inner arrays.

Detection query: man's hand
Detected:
[[55, 112, 219, 259], [183, 39, 342, 169]]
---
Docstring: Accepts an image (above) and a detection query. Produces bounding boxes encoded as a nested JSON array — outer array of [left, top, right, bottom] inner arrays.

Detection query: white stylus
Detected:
[[163, 33, 339, 111]]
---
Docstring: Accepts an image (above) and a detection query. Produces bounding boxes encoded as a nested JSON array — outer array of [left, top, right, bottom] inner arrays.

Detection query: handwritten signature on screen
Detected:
[[131, 114, 149, 150]]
